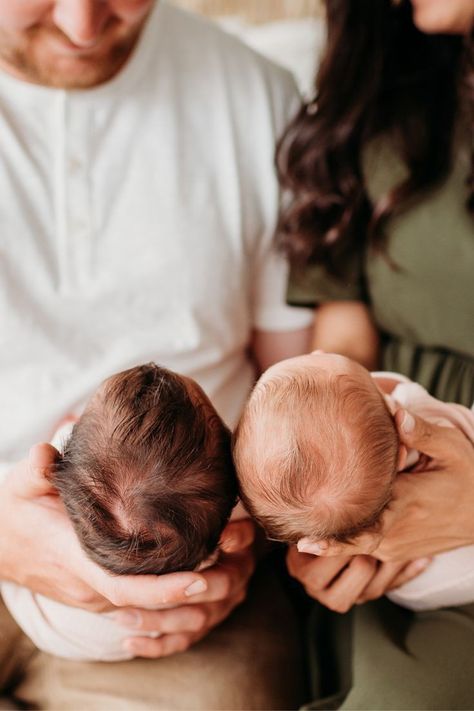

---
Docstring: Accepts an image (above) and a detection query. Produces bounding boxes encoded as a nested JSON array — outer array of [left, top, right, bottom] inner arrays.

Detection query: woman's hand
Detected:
[[286, 548, 429, 613], [297, 409, 474, 562], [0, 444, 255, 657]]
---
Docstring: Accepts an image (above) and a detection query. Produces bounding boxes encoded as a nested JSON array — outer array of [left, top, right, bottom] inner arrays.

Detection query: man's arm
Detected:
[[251, 325, 313, 374]]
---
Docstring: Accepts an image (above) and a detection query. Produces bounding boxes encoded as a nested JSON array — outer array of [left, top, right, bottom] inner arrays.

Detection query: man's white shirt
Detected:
[[0, 0, 312, 662], [0, 0, 311, 473]]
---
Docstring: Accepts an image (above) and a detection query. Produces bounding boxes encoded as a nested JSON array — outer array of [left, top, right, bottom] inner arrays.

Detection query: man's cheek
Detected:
[[110, 0, 155, 24], [0, 1, 50, 31]]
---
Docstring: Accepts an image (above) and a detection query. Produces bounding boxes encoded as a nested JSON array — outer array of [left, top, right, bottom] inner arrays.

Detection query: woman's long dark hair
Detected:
[[277, 0, 473, 274]]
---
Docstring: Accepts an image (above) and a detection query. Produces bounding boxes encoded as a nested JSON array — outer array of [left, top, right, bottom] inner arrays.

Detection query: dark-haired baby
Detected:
[[1, 364, 245, 662]]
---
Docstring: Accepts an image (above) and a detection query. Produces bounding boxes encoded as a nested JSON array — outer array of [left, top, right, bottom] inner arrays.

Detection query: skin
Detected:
[[409, 0, 474, 34], [286, 549, 430, 614], [286, 405, 474, 611], [0, 0, 155, 88], [0, 327, 312, 658], [257, 350, 424, 612], [0, 0, 315, 657], [284, 0, 474, 621], [287, 300, 474, 611], [312, 301, 380, 371], [305, 409, 474, 561]]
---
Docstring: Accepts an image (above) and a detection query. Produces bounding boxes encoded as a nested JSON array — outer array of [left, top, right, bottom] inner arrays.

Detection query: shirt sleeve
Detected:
[[287, 253, 367, 308], [252, 250, 314, 331], [249, 65, 313, 333]]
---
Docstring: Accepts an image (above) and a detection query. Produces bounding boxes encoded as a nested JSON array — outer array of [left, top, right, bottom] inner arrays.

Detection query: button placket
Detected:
[[54, 91, 93, 294]]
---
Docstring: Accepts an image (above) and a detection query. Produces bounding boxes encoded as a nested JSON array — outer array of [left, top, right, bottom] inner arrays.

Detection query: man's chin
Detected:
[[30, 60, 124, 89], [20, 49, 133, 89], [0, 24, 143, 90]]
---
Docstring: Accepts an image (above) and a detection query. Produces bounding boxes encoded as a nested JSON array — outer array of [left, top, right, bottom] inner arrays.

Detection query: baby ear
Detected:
[[25, 443, 59, 498], [9, 444, 57, 501]]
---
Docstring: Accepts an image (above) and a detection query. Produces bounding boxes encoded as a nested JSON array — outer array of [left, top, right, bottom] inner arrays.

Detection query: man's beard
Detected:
[[0, 18, 147, 89]]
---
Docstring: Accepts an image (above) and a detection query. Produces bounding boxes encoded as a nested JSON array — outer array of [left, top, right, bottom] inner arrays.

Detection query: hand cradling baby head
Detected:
[[53, 363, 237, 576], [233, 353, 400, 549]]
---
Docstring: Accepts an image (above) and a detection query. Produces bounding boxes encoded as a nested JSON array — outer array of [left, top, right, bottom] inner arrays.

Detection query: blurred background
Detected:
[[174, 0, 326, 96]]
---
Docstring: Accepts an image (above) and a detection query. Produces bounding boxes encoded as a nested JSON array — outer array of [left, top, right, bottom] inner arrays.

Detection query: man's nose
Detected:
[[52, 0, 111, 47]]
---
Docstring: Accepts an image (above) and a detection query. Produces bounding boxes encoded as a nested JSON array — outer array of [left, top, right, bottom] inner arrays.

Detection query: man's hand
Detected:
[[296, 410, 474, 562], [0, 444, 220, 614], [112, 520, 257, 658], [286, 548, 429, 613], [0, 444, 257, 658]]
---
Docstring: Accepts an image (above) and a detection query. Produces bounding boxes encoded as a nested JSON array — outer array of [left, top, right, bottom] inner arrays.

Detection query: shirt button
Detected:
[[68, 157, 82, 173]]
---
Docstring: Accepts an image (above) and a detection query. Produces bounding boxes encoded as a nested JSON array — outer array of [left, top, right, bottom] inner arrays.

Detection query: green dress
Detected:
[[288, 133, 474, 710], [288, 130, 474, 406]]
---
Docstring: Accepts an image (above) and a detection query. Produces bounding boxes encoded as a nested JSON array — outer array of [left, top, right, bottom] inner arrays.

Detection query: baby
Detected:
[[234, 352, 474, 611], [1, 363, 237, 661]]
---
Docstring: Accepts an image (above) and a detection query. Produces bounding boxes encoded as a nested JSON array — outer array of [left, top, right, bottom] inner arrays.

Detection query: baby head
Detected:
[[53, 363, 237, 575], [234, 353, 404, 548]]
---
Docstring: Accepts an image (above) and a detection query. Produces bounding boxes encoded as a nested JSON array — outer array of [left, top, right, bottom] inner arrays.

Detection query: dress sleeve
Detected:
[[287, 252, 367, 307]]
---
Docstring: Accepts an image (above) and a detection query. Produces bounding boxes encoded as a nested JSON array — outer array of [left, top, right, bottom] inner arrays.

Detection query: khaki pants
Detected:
[[0, 560, 307, 710]]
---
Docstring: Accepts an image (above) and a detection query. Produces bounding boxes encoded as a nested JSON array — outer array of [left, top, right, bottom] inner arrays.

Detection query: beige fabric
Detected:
[[1, 560, 307, 710], [0, 600, 35, 694], [174, 0, 324, 23]]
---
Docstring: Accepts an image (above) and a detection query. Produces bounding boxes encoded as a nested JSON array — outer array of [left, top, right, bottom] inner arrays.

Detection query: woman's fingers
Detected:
[[395, 408, 471, 463], [386, 557, 432, 591], [356, 558, 430, 603], [297, 531, 382, 560], [315, 556, 378, 613], [286, 547, 352, 596]]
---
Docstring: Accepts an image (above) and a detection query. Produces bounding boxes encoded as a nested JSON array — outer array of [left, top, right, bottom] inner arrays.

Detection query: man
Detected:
[[0, 0, 312, 707]]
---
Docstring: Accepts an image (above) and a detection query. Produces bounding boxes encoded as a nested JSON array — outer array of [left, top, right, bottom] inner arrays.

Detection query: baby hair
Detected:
[[234, 366, 398, 544], [54, 363, 237, 575]]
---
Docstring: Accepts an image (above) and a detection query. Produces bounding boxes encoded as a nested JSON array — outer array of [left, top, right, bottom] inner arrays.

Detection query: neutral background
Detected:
[[174, 0, 323, 23], [173, 0, 325, 95]]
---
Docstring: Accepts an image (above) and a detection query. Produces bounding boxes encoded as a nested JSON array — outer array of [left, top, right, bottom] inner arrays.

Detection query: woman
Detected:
[[277, 0, 474, 708]]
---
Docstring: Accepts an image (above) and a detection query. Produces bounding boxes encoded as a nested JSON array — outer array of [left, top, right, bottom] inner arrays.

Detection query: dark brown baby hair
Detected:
[[53, 364, 237, 575]]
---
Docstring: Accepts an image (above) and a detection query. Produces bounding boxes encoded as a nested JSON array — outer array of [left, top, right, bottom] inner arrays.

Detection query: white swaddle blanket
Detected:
[[2, 376, 474, 659], [1, 419, 248, 662], [375, 374, 474, 611]]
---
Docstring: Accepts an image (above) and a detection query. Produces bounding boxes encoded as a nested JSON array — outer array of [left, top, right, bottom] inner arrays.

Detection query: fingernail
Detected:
[[296, 538, 329, 555], [110, 610, 141, 628], [297, 541, 319, 554], [185, 579, 207, 596], [401, 410, 415, 434], [297, 539, 326, 555]]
